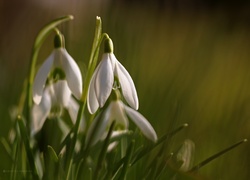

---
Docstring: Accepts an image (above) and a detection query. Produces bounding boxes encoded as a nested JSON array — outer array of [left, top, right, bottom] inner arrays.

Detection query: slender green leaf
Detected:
[[47, 145, 59, 162], [88, 16, 102, 70], [94, 121, 116, 180], [190, 139, 248, 172], [81, 16, 103, 102], [65, 101, 85, 180], [131, 123, 188, 165], [0, 138, 12, 159], [17, 115, 39, 179], [117, 140, 135, 179]]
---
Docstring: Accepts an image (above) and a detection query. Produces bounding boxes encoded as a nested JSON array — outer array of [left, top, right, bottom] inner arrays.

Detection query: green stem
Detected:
[[80, 16, 102, 102], [65, 16, 104, 179], [10, 137, 19, 180], [75, 110, 105, 179], [65, 16, 110, 180], [118, 140, 135, 180], [121, 137, 127, 158], [65, 101, 85, 180], [17, 115, 39, 179], [87, 16, 102, 70], [94, 121, 116, 180]]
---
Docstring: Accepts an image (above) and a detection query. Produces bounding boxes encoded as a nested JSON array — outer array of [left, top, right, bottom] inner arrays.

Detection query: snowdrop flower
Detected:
[[33, 33, 82, 105], [176, 139, 195, 172], [87, 38, 138, 114], [86, 98, 157, 147], [31, 80, 84, 135]]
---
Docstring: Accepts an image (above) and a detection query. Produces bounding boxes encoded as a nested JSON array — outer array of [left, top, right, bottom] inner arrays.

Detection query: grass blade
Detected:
[[190, 139, 248, 172], [17, 115, 39, 179], [131, 123, 188, 165]]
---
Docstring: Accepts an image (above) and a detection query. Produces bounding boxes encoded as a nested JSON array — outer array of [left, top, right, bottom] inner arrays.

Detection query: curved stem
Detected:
[[66, 17, 106, 179], [65, 101, 85, 180]]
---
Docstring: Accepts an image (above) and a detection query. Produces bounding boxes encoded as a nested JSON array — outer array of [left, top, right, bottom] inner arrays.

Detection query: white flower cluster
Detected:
[[32, 33, 157, 145]]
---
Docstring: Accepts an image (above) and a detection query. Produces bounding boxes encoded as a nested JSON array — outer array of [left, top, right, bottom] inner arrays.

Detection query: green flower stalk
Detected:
[[65, 16, 103, 180], [80, 16, 103, 103]]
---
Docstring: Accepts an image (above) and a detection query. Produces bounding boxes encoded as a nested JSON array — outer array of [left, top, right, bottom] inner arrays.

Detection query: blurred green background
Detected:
[[1, 0, 250, 179]]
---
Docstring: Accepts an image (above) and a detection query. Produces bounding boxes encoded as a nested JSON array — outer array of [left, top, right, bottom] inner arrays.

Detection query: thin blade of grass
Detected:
[[47, 145, 59, 163], [94, 121, 116, 180], [17, 115, 39, 179], [189, 139, 248, 172], [131, 123, 188, 165], [117, 140, 135, 179]]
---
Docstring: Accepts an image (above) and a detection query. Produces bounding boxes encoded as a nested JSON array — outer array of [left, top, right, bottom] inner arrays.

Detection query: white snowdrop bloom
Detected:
[[86, 99, 157, 147], [31, 80, 84, 135], [33, 34, 82, 105], [176, 139, 195, 172], [87, 38, 138, 114]]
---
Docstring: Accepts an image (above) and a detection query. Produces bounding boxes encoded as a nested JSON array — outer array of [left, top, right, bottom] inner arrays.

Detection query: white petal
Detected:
[[67, 97, 85, 132], [113, 55, 138, 110], [94, 54, 114, 107], [46, 84, 56, 105], [59, 48, 83, 100], [177, 139, 195, 172], [87, 65, 100, 114], [33, 51, 54, 104], [66, 97, 78, 123], [107, 142, 119, 152], [85, 105, 111, 147], [109, 100, 128, 128], [31, 89, 51, 135], [124, 105, 157, 142], [53, 80, 71, 107]]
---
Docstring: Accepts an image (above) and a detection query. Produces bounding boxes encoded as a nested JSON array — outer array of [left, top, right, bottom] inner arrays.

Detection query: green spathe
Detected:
[[54, 33, 65, 49], [104, 38, 114, 53]]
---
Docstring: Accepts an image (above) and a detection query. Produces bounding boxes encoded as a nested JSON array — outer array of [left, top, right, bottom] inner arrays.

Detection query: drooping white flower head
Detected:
[[176, 139, 195, 172], [33, 33, 82, 105], [86, 99, 157, 147], [87, 38, 138, 114], [31, 80, 84, 135]]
